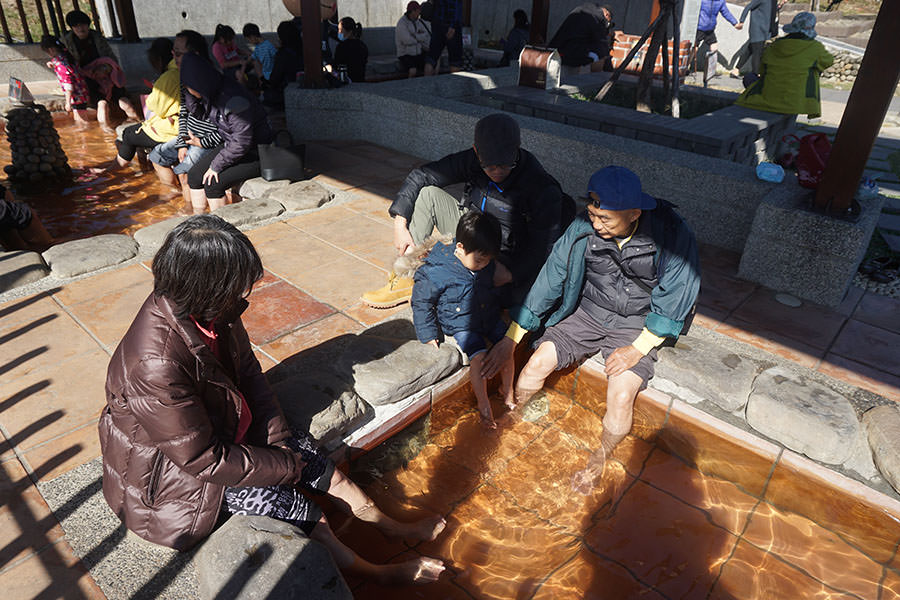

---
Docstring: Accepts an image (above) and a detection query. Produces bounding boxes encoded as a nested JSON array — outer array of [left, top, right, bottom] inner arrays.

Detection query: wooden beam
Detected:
[[112, 0, 138, 41], [301, 0, 324, 88], [814, 0, 900, 213], [530, 0, 549, 45]]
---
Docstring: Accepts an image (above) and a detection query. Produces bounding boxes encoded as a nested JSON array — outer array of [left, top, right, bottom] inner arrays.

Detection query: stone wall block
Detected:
[[133, 216, 189, 256], [652, 333, 759, 412], [42, 234, 138, 278], [195, 515, 351, 600], [0, 250, 49, 293], [213, 198, 285, 228], [335, 319, 461, 406], [863, 405, 900, 494], [272, 372, 372, 446], [270, 181, 335, 212], [746, 366, 859, 464], [238, 177, 292, 201]]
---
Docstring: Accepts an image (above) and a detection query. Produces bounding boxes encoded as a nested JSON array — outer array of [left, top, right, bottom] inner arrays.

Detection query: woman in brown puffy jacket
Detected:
[[99, 215, 445, 584]]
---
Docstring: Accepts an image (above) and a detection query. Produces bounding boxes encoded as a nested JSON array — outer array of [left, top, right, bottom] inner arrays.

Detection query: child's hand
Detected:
[[427, 340, 439, 348]]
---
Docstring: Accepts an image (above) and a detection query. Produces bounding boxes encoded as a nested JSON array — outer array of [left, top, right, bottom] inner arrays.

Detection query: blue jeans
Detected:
[[148, 138, 215, 175]]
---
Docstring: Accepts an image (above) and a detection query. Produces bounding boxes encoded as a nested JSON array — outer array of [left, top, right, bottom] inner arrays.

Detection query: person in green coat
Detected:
[[735, 12, 834, 119]]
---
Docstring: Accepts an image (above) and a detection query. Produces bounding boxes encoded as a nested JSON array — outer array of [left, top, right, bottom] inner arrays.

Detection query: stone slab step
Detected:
[[0, 250, 48, 292]]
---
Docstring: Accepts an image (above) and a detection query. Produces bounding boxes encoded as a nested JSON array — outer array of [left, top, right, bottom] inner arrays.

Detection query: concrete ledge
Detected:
[[738, 185, 885, 306], [284, 70, 772, 252]]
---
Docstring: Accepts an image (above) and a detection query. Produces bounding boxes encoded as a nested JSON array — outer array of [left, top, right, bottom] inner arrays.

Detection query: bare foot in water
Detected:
[[500, 385, 517, 412], [405, 514, 447, 542], [379, 557, 445, 585]]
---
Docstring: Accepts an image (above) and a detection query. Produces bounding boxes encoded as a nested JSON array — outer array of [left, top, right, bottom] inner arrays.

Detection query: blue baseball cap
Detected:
[[587, 166, 657, 211]]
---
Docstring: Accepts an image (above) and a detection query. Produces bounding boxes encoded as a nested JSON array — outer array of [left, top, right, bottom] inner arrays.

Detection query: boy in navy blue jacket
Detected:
[[411, 212, 514, 429]]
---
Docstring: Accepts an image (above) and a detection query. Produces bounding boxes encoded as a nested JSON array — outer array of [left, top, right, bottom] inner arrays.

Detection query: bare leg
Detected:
[[97, 100, 112, 132], [469, 353, 496, 429], [407, 68, 416, 78], [571, 370, 642, 495], [190, 188, 208, 214], [152, 163, 178, 188], [424, 62, 434, 76], [310, 515, 445, 585], [118, 96, 141, 121], [514, 340, 558, 405], [500, 353, 516, 411], [326, 468, 446, 542], [73, 109, 90, 126], [19, 211, 53, 248], [178, 173, 191, 209], [207, 196, 226, 211]]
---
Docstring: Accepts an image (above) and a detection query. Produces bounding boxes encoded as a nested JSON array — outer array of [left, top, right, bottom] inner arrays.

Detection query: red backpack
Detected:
[[782, 133, 832, 189]]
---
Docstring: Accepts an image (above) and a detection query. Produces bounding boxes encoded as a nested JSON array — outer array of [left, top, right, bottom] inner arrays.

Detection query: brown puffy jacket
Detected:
[[99, 293, 305, 551]]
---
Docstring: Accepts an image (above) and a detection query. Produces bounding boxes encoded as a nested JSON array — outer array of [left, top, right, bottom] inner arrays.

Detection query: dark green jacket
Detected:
[[510, 201, 701, 339]]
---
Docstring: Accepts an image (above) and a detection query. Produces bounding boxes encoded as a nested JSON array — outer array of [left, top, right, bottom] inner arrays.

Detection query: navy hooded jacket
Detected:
[[180, 53, 273, 173], [411, 241, 501, 344]]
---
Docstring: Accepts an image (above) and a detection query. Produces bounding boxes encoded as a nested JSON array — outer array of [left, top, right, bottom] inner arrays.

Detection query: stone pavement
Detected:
[[1, 140, 899, 598]]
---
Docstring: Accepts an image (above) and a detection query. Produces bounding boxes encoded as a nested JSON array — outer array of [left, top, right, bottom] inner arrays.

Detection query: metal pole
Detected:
[[33, 0, 49, 38], [86, 0, 101, 33], [13, 0, 32, 42], [104, 0, 119, 37], [671, 0, 681, 118], [0, 4, 12, 43], [814, 0, 900, 214], [44, 0, 59, 36], [301, 0, 324, 88]]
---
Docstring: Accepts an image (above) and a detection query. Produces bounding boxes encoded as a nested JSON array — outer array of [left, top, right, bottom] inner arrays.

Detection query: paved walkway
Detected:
[[1, 140, 899, 598]]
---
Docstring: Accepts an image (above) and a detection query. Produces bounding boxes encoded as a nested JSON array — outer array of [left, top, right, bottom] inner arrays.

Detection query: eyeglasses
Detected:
[[480, 161, 517, 171]]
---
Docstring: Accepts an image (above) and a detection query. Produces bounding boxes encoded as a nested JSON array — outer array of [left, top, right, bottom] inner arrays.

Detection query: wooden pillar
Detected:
[[530, 0, 549, 45], [814, 0, 900, 213], [301, 0, 324, 88], [112, 0, 138, 41]]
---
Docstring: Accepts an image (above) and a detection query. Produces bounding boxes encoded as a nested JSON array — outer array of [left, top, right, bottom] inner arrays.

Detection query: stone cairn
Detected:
[[821, 51, 860, 85], [3, 104, 71, 184]]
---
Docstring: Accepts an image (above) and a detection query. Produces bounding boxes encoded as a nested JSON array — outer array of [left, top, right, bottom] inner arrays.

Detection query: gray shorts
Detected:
[[537, 304, 657, 388], [148, 138, 214, 175]]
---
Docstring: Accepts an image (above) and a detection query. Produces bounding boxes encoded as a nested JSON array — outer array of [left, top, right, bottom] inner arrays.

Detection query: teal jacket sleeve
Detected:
[[645, 216, 701, 338]]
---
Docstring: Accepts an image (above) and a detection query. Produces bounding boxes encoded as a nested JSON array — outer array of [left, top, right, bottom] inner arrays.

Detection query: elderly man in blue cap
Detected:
[[482, 165, 700, 493]]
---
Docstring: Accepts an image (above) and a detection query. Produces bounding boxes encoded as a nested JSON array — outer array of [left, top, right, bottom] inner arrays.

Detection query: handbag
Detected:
[[789, 132, 832, 189], [258, 130, 306, 182]]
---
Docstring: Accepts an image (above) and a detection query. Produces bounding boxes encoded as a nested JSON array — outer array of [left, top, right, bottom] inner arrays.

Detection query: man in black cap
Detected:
[[482, 166, 700, 494], [361, 113, 569, 308]]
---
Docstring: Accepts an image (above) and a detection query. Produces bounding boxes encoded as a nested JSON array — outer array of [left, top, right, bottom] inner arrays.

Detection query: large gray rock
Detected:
[[272, 372, 372, 446], [0, 250, 49, 292], [213, 197, 285, 227], [269, 180, 334, 212], [863, 405, 900, 494], [133, 215, 189, 255], [651, 333, 759, 412], [336, 320, 461, 406], [42, 234, 138, 277], [746, 366, 859, 464], [238, 177, 292, 201], [195, 515, 351, 600]]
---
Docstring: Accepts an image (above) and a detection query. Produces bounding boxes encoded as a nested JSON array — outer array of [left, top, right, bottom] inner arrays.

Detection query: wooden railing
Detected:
[[0, 0, 115, 43]]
